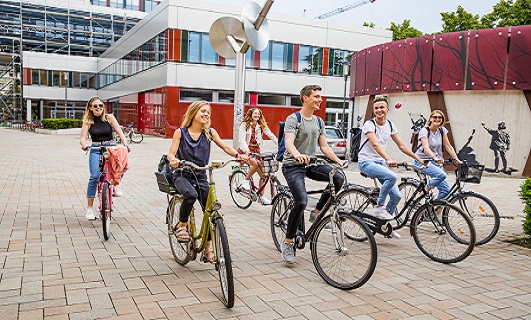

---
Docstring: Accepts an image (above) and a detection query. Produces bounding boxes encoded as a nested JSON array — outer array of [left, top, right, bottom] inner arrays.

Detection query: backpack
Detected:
[[356, 119, 394, 155], [411, 127, 443, 153], [276, 112, 324, 161]]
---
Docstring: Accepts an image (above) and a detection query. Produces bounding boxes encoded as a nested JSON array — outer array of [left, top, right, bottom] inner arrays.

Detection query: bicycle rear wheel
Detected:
[[229, 170, 252, 209], [213, 217, 234, 308], [449, 191, 499, 245], [101, 182, 111, 240], [396, 180, 421, 230], [311, 212, 377, 290], [129, 131, 143, 143], [270, 192, 292, 251], [411, 201, 476, 264], [168, 196, 191, 265]]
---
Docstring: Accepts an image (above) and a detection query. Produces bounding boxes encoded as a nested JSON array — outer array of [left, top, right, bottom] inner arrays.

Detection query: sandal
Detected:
[[201, 248, 215, 263], [176, 226, 190, 243]]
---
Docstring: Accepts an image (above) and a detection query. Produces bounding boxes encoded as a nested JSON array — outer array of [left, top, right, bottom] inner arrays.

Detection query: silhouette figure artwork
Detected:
[[481, 121, 517, 174], [457, 129, 480, 165], [409, 112, 427, 132]]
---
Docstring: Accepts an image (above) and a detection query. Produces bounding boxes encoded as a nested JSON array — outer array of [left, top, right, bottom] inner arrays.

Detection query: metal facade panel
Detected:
[[364, 44, 383, 95], [353, 50, 367, 96], [432, 31, 467, 91], [403, 36, 433, 92], [507, 26, 531, 90], [381, 40, 405, 93], [468, 28, 508, 90]]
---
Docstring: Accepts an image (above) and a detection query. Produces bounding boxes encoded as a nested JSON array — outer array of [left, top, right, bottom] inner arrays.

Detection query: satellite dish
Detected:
[[209, 17, 246, 59], [242, 1, 270, 51]]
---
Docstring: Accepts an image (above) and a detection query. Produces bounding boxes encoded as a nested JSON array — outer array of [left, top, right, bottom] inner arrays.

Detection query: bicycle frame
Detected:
[[95, 146, 113, 215]]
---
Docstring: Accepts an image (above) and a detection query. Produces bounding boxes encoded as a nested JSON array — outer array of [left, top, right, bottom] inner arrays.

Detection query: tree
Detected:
[[440, 5, 482, 33], [363, 22, 375, 28], [481, 0, 531, 28], [388, 19, 423, 41]]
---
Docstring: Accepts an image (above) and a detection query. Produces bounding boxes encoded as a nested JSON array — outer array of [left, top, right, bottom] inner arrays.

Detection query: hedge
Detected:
[[520, 178, 531, 236], [41, 118, 83, 130]]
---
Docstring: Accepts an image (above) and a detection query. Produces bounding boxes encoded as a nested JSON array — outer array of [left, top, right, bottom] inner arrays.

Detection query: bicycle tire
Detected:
[[396, 180, 421, 230], [311, 212, 377, 290], [213, 217, 234, 308], [129, 131, 143, 143], [101, 182, 111, 241], [270, 192, 293, 252], [336, 187, 372, 213], [410, 200, 476, 264], [229, 170, 252, 209], [168, 196, 191, 265], [449, 191, 500, 245]]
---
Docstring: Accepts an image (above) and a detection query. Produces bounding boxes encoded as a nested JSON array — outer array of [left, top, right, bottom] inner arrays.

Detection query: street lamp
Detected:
[[64, 72, 68, 118], [341, 58, 350, 137]]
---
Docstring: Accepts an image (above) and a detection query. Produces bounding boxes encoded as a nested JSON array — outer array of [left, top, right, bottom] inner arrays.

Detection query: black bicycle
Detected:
[[397, 160, 499, 245], [339, 162, 476, 264], [270, 159, 377, 290]]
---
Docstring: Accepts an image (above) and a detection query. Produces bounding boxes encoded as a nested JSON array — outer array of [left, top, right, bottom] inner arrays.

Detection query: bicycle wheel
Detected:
[[336, 187, 372, 213], [213, 217, 234, 308], [101, 182, 111, 240], [410, 201, 476, 264], [229, 170, 252, 209], [396, 180, 421, 230], [129, 131, 143, 143], [311, 212, 377, 290], [449, 191, 499, 245], [112, 130, 121, 144], [168, 196, 191, 265], [270, 192, 293, 251]]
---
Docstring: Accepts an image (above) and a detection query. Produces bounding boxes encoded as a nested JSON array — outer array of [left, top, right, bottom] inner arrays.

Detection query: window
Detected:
[[32, 69, 40, 85], [257, 94, 285, 106], [271, 42, 287, 71], [180, 89, 213, 102], [125, 0, 139, 10], [260, 42, 271, 69], [329, 49, 351, 76], [188, 32, 200, 63], [298, 45, 312, 73], [201, 34, 217, 64], [289, 95, 302, 107], [40, 70, 48, 86], [218, 92, 234, 103]]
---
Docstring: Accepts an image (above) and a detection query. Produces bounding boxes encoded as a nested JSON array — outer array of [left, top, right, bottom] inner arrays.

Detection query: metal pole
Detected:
[[254, 0, 275, 30], [64, 72, 68, 118], [341, 60, 349, 137]]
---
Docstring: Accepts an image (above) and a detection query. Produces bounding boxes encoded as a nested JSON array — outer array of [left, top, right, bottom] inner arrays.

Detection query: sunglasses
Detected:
[[431, 116, 443, 120], [92, 104, 104, 109]]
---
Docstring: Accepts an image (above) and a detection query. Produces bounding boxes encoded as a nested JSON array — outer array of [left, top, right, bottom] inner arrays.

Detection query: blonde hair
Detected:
[[243, 107, 268, 131], [82, 97, 107, 125], [427, 109, 447, 127], [181, 101, 211, 140]]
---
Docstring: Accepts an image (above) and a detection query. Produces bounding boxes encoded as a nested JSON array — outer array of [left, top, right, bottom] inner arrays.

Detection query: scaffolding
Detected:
[[0, 40, 22, 120]]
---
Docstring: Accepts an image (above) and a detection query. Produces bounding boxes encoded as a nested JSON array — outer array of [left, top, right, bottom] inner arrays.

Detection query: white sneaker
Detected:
[[259, 195, 271, 205], [113, 185, 123, 197], [390, 230, 401, 238], [85, 207, 96, 220], [372, 206, 394, 220], [240, 179, 251, 191]]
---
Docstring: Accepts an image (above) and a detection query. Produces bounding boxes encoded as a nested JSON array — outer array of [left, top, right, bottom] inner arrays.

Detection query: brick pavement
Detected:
[[0, 127, 530, 320]]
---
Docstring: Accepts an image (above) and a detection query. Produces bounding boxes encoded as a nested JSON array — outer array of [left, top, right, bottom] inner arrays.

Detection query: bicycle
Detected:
[[113, 122, 143, 144], [228, 152, 285, 208], [155, 159, 238, 308], [270, 159, 377, 290], [398, 159, 499, 245], [339, 162, 476, 264]]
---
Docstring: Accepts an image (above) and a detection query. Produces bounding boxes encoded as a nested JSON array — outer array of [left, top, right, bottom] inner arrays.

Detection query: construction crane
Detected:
[[315, 0, 376, 20]]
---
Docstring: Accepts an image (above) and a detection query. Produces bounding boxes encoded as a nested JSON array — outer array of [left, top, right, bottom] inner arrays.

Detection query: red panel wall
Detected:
[[364, 44, 383, 95], [432, 31, 467, 91], [381, 40, 405, 93], [468, 28, 508, 90], [353, 50, 367, 96], [506, 26, 531, 90], [403, 36, 433, 92]]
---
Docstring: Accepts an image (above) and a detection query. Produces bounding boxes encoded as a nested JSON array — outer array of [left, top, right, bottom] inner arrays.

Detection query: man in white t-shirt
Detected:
[[358, 95, 424, 238]]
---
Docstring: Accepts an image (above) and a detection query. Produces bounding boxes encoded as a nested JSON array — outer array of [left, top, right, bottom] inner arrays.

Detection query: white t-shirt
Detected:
[[358, 119, 398, 163], [415, 126, 448, 159]]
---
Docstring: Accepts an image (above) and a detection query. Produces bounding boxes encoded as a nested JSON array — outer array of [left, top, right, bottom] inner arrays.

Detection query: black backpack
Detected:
[[411, 127, 443, 153], [356, 118, 394, 154], [276, 112, 323, 161]]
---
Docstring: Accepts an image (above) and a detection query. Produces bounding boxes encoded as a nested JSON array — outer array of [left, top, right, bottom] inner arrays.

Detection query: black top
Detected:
[[89, 116, 113, 142], [176, 128, 211, 167]]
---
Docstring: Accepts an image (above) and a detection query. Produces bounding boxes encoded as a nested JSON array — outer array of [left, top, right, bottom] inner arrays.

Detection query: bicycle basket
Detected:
[[155, 172, 174, 193], [457, 163, 484, 184], [262, 158, 279, 173]]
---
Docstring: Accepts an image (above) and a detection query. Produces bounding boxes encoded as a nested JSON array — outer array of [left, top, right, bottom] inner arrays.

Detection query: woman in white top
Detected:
[[238, 108, 278, 205], [415, 110, 461, 199]]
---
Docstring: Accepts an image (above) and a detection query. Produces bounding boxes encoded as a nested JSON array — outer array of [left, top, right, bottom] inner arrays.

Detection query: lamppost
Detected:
[[341, 58, 350, 137], [64, 72, 68, 118]]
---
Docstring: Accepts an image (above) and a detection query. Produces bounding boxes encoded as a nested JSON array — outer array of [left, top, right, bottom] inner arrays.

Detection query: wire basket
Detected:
[[262, 158, 279, 174], [457, 163, 484, 184]]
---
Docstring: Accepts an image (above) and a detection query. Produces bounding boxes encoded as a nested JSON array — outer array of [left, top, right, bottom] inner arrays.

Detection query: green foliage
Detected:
[[440, 6, 482, 33], [363, 22, 375, 28], [388, 19, 423, 41], [41, 118, 83, 130], [481, 0, 531, 28], [519, 178, 531, 236]]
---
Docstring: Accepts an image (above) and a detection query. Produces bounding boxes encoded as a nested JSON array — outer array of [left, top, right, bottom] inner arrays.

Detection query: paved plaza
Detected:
[[0, 128, 530, 320]]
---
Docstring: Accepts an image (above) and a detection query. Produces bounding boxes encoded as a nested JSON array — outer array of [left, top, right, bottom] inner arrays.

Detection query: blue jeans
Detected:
[[358, 160, 401, 215], [282, 164, 345, 239], [86, 149, 101, 198], [415, 160, 450, 199]]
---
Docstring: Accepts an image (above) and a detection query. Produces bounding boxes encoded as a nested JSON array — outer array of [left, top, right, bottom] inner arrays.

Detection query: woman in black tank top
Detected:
[[166, 101, 248, 263], [79, 97, 129, 220]]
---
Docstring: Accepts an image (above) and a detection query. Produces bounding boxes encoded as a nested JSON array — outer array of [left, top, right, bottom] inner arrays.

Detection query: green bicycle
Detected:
[[156, 159, 238, 308]]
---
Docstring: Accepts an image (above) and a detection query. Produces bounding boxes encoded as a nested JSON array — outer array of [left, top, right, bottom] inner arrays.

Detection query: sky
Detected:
[[206, 0, 500, 34]]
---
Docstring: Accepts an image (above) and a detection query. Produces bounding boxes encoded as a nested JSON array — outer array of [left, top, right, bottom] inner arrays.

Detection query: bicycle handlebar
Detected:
[[248, 152, 277, 161], [174, 159, 240, 171]]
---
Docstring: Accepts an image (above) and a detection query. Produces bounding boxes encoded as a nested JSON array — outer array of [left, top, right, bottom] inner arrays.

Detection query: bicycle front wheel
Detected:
[[213, 217, 234, 308], [168, 196, 191, 265], [311, 213, 377, 290], [449, 191, 499, 245], [396, 180, 421, 230], [101, 182, 111, 241], [130, 131, 143, 143], [411, 201, 476, 264], [229, 170, 252, 209], [270, 192, 293, 252]]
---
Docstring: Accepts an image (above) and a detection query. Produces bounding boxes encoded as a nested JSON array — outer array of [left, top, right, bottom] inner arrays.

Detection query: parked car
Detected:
[[316, 125, 347, 159]]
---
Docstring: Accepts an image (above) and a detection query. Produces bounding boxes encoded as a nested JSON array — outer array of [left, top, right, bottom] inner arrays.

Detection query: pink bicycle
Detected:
[[90, 145, 117, 240]]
